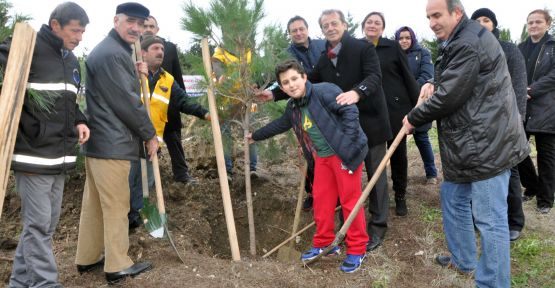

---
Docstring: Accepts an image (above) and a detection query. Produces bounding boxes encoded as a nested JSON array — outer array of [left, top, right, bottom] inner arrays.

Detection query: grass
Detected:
[[421, 205, 442, 224], [511, 235, 555, 287]]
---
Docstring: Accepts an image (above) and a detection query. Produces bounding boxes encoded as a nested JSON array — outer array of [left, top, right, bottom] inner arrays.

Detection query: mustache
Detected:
[[127, 30, 140, 37]]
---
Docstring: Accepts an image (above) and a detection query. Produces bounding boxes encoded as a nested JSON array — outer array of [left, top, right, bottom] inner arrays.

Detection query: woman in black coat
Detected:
[[517, 9, 555, 214], [361, 12, 419, 216]]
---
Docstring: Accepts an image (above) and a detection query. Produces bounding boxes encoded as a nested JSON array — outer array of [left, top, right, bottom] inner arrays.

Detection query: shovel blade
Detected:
[[141, 198, 165, 238]]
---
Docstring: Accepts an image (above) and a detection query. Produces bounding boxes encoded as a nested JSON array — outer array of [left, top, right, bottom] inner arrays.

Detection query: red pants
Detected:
[[312, 154, 368, 255]]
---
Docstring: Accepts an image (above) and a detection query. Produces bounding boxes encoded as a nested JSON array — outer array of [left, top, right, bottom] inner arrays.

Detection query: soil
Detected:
[[0, 134, 552, 288]]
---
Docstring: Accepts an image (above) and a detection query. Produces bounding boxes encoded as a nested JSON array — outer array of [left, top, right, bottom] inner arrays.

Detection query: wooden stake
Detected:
[[200, 38, 241, 261], [0, 23, 36, 221]]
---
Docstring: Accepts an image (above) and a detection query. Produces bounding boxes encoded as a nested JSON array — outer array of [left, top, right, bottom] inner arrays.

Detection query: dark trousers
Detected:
[[518, 133, 555, 208], [508, 165, 525, 231], [365, 142, 389, 239], [163, 127, 190, 181], [387, 136, 408, 199]]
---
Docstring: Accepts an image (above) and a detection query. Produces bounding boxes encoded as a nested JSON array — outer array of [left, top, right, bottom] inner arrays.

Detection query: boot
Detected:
[[395, 197, 407, 216]]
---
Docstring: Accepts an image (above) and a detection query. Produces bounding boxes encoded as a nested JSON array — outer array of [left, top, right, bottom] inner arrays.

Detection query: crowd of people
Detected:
[[1, 0, 553, 286]]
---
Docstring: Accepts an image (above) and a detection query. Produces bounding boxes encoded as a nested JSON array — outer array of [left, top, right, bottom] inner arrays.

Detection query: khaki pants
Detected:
[[75, 157, 134, 272]]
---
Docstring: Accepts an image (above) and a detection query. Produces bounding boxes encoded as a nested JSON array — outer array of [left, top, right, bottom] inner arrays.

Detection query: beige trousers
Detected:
[[75, 157, 134, 272]]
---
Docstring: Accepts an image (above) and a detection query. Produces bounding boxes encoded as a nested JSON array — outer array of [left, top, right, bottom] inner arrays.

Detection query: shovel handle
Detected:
[[133, 41, 166, 215]]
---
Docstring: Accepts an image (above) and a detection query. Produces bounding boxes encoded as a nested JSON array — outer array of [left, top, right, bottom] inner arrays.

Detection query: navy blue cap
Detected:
[[116, 2, 149, 19]]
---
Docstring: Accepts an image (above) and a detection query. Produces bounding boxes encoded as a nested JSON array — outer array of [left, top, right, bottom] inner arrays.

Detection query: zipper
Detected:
[[61, 49, 68, 173], [531, 44, 546, 81]]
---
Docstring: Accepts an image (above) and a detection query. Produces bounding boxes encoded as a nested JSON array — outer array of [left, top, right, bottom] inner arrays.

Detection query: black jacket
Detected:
[[287, 38, 326, 74], [274, 33, 391, 147], [518, 34, 555, 134], [83, 29, 155, 160], [0, 25, 87, 174], [373, 37, 419, 135], [254, 81, 368, 171], [407, 16, 529, 182], [161, 39, 186, 132]]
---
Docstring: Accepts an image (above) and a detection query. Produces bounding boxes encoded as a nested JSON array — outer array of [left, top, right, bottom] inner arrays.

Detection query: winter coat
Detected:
[[253, 81, 368, 171], [0, 25, 87, 175], [372, 37, 419, 135], [518, 33, 555, 134], [83, 29, 155, 161], [287, 38, 326, 74], [406, 44, 434, 88], [492, 29, 528, 120], [407, 16, 529, 182], [274, 33, 391, 147]]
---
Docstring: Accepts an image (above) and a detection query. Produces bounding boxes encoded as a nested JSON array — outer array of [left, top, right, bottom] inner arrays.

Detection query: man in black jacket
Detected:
[[75, 2, 156, 284], [0, 3, 89, 287], [143, 15, 196, 184], [258, 9, 391, 252], [403, 0, 529, 286]]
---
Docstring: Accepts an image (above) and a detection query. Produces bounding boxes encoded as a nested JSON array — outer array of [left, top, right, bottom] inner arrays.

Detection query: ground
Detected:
[[1, 129, 554, 288]]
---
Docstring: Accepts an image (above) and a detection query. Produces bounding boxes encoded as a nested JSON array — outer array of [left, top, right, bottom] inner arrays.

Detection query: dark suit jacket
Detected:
[[276, 33, 391, 147], [373, 37, 419, 135], [161, 39, 186, 131]]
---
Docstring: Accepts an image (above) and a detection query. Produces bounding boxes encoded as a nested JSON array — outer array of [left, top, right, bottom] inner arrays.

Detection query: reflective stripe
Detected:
[[151, 93, 170, 104], [27, 82, 78, 94], [13, 154, 77, 166]]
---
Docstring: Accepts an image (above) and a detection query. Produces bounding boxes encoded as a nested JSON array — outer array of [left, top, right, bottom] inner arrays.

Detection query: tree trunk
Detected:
[[243, 101, 256, 256]]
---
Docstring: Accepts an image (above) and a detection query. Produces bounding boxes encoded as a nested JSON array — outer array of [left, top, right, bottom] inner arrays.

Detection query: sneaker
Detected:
[[522, 195, 534, 202], [340, 254, 366, 273], [426, 177, 438, 185], [302, 195, 313, 211], [176, 174, 199, 185], [537, 207, 551, 214], [300, 246, 340, 262], [250, 170, 259, 179]]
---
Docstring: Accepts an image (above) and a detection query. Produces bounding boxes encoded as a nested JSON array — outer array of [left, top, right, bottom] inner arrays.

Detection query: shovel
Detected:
[[302, 128, 407, 266], [139, 158, 164, 237], [276, 163, 307, 262], [133, 41, 185, 263]]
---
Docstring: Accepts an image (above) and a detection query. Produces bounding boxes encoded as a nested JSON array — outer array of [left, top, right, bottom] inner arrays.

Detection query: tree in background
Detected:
[[499, 28, 512, 43], [421, 38, 439, 63], [520, 23, 528, 43], [181, 0, 289, 256], [0, 0, 30, 43], [346, 12, 359, 37]]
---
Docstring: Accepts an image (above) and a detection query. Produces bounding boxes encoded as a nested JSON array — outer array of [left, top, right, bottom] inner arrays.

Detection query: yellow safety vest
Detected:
[[212, 47, 252, 109], [143, 70, 174, 142]]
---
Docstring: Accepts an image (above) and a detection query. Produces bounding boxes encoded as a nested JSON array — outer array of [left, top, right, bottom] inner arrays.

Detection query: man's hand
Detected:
[[76, 123, 90, 144], [204, 113, 211, 121], [527, 87, 532, 100], [336, 90, 360, 105], [136, 61, 148, 77], [246, 132, 255, 144], [145, 136, 159, 160], [402, 116, 415, 135], [254, 90, 273, 102], [417, 83, 435, 106]]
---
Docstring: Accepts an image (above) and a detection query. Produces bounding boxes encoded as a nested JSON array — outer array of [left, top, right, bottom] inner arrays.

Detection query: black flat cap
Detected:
[[116, 2, 149, 19]]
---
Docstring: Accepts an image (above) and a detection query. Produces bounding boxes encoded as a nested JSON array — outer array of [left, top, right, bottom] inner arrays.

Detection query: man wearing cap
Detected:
[[143, 16, 197, 185], [75, 2, 157, 284], [127, 36, 210, 228]]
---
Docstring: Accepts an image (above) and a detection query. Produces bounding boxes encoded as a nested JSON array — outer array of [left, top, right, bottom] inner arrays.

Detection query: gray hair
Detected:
[[318, 9, 346, 28], [446, 0, 465, 14]]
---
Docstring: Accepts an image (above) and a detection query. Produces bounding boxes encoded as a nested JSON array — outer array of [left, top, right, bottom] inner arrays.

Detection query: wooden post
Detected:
[[0, 23, 36, 221], [201, 38, 241, 261]]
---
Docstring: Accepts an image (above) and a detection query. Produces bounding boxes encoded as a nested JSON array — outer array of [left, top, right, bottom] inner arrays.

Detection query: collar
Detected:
[[39, 24, 64, 51], [292, 81, 313, 107], [108, 29, 133, 54]]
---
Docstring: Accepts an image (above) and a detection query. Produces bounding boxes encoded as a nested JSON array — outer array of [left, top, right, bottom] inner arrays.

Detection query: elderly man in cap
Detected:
[[75, 2, 157, 284]]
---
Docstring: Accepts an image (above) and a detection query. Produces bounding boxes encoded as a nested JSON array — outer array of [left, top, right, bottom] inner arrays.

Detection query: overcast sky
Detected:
[[11, 0, 555, 56]]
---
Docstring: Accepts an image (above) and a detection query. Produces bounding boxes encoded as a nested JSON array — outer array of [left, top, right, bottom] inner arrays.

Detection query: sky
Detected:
[[10, 0, 555, 56]]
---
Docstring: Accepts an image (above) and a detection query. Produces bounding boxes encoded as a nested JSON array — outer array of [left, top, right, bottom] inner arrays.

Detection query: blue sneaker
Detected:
[[301, 246, 341, 262], [340, 254, 365, 273]]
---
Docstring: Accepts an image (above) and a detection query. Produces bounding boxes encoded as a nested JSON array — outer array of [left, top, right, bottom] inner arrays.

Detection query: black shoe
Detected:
[[366, 235, 383, 252], [522, 195, 535, 202], [435, 255, 451, 267], [509, 230, 521, 241], [129, 219, 142, 230], [302, 195, 313, 211], [176, 174, 199, 185], [105, 262, 152, 284], [395, 198, 407, 216], [77, 257, 105, 274]]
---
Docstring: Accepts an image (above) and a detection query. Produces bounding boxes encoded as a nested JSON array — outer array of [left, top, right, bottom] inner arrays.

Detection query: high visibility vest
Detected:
[[212, 47, 252, 108], [143, 70, 174, 142]]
